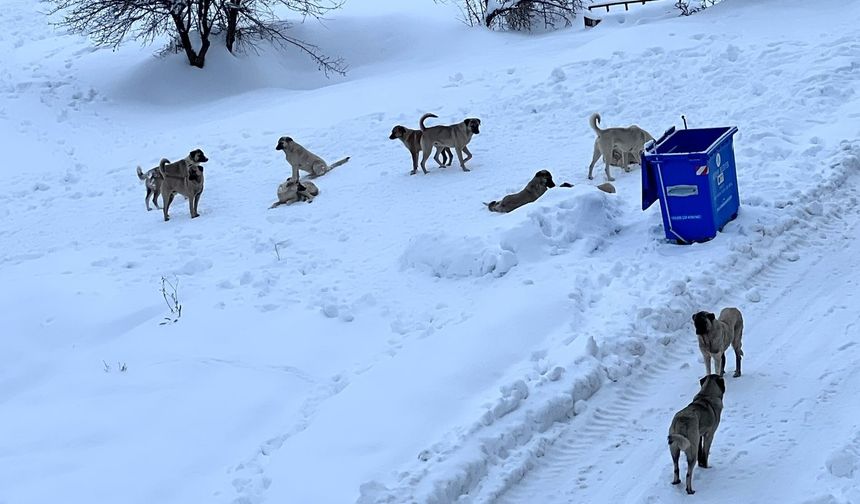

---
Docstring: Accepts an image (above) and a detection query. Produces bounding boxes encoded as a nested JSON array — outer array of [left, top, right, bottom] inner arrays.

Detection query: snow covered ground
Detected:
[[2, 0, 860, 503]]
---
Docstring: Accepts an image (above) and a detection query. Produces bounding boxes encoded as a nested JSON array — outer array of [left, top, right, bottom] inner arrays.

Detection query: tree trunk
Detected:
[[225, 0, 240, 53], [170, 12, 201, 67]]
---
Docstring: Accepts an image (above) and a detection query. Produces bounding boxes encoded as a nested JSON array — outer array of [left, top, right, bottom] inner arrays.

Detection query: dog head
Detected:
[[692, 311, 716, 335], [389, 125, 408, 140], [189, 149, 208, 163], [535, 169, 556, 189], [464, 118, 481, 135], [275, 136, 294, 151], [699, 374, 726, 396]]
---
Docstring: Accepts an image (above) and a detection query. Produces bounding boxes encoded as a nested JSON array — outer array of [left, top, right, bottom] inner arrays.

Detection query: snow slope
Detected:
[[2, 0, 860, 503]]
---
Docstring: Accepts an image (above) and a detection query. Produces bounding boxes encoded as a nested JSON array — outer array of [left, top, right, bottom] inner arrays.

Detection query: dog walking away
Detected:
[[486, 170, 555, 213], [692, 308, 745, 377], [275, 136, 350, 182], [587, 113, 654, 182], [157, 153, 207, 222], [389, 124, 452, 174], [418, 113, 481, 174], [270, 179, 319, 209], [668, 374, 726, 495]]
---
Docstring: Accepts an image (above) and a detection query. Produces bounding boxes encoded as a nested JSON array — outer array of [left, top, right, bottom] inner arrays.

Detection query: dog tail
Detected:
[[419, 113, 438, 131], [589, 113, 602, 134], [157, 158, 170, 177], [329, 156, 350, 169], [668, 434, 690, 451], [136, 166, 146, 182]]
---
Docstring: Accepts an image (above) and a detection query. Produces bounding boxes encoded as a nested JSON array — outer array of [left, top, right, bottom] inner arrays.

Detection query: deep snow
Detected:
[[2, 0, 860, 503]]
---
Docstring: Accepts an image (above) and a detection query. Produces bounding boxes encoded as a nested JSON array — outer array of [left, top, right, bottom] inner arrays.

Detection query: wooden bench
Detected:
[[584, 0, 658, 27]]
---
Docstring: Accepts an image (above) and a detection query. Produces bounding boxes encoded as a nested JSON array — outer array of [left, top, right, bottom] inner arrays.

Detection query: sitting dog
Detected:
[[693, 308, 745, 378], [486, 170, 555, 213], [275, 136, 350, 182], [135, 149, 207, 212], [587, 113, 654, 181], [389, 124, 452, 174], [270, 179, 319, 209], [158, 154, 207, 222], [668, 374, 726, 495], [418, 113, 481, 174]]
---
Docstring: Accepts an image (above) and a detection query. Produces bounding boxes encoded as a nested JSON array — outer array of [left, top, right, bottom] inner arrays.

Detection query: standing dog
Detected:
[[158, 154, 207, 222], [485, 170, 556, 213], [418, 113, 481, 174], [587, 113, 654, 182], [270, 179, 319, 209], [389, 125, 452, 174], [692, 308, 745, 378], [275, 136, 350, 182], [135, 158, 170, 211], [668, 374, 726, 495]]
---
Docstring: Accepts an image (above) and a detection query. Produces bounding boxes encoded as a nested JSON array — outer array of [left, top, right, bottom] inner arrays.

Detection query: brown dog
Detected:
[[389, 125, 452, 174], [486, 170, 556, 213], [158, 154, 206, 222]]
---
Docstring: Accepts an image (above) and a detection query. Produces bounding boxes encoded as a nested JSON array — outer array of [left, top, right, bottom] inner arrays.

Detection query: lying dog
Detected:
[[419, 113, 481, 174], [158, 153, 207, 222], [486, 170, 555, 213], [276, 136, 350, 182], [270, 179, 319, 209], [693, 308, 745, 378], [389, 124, 452, 174], [559, 181, 617, 193], [135, 149, 208, 212], [668, 374, 725, 495], [587, 113, 654, 182]]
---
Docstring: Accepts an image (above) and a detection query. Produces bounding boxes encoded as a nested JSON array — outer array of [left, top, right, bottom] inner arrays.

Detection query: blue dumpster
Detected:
[[641, 126, 740, 243]]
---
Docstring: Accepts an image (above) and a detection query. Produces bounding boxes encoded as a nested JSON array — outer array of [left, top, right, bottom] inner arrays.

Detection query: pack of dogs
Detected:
[[132, 112, 752, 497], [136, 112, 651, 221]]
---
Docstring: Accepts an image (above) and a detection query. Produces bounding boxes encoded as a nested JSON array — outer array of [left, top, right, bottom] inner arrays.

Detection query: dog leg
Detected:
[[719, 353, 727, 377], [703, 351, 712, 376], [418, 145, 432, 175], [455, 147, 470, 172], [443, 148, 453, 167], [685, 449, 696, 495], [433, 148, 445, 167], [587, 140, 601, 180], [670, 445, 682, 485], [604, 158, 615, 182], [732, 334, 744, 377], [462, 146, 473, 163], [699, 433, 714, 468], [145, 188, 153, 211], [163, 193, 175, 222], [411, 150, 420, 173], [269, 201, 283, 209]]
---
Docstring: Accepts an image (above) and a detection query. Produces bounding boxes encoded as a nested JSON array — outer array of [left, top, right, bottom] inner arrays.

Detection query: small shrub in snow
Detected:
[[160, 275, 183, 325], [675, 0, 719, 16], [438, 0, 585, 31]]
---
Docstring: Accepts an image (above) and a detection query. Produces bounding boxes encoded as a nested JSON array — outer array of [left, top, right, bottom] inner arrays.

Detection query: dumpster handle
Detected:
[[681, 115, 688, 129], [655, 160, 689, 244]]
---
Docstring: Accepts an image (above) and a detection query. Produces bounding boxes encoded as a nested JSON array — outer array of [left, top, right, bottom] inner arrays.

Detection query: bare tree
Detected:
[[47, 0, 345, 72], [674, 0, 718, 16], [216, 0, 346, 75], [438, 0, 585, 31]]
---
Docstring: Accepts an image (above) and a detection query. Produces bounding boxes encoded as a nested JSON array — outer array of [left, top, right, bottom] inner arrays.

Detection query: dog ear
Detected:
[[699, 375, 706, 387], [716, 376, 726, 393], [692, 313, 697, 322], [708, 313, 716, 321]]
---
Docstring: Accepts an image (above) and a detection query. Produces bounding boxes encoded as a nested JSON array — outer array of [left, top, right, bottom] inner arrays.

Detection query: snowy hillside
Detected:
[[2, 0, 860, 503]]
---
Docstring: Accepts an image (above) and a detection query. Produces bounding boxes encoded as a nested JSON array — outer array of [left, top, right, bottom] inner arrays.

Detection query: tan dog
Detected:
[[158, 158, 206, 222], [587, 113, 654, 182], [486, 170, 556, 213], [693, 308, 745, 378], [418, 113, 481, 174], [389, 125, 452, 174], [270, 179, 319, 209], [135, 149, 207, 211], [559, 181, 616, 193], [275, 136, 350, 182], [668, 374, 726, 495]]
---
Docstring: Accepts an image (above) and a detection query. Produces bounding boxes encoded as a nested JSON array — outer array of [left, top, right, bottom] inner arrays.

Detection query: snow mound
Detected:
[[401, 188, 622, 279]]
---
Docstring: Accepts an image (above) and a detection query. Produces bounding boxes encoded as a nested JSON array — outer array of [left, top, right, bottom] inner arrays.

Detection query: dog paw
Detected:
[[607, 177, 616, 182], [462, 167, 471, 172], [686, 489, 696, 495], [733, 371, 741, 377], [671, 480, 681, 486]]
